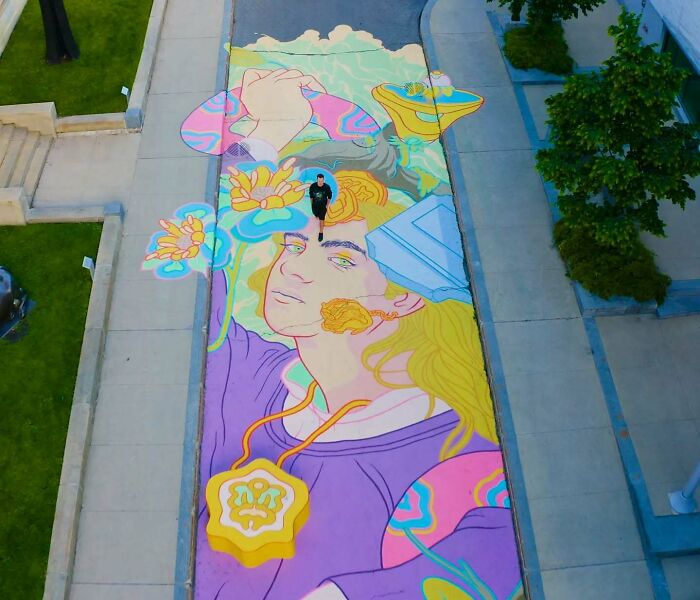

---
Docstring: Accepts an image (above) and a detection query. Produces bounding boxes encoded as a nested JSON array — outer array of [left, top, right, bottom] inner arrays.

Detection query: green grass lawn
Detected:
[[0, 0, 153, 116], [0, 223, 102, 597]]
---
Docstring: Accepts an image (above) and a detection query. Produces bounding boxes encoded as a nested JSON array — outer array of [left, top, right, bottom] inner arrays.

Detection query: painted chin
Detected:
[[264, 296, 316, 336]]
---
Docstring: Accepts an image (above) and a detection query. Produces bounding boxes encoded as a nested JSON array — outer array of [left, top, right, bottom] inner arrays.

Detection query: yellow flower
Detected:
[[228, 158, 308, 212], [325, 170, 388, 225], [145, 215, 205, 261], [321, 298, 374, 334]]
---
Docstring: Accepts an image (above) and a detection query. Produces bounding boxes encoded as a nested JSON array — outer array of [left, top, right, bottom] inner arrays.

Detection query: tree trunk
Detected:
[[38, 0, 80, 64], [510, 0, 525, 21]]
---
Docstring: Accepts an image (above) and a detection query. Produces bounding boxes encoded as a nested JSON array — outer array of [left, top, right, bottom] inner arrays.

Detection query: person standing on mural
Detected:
[[309, 174, 333, 241]]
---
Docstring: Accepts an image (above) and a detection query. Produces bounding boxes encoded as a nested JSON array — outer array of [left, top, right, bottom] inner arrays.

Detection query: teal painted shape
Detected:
[[366, 195, 471, 304]]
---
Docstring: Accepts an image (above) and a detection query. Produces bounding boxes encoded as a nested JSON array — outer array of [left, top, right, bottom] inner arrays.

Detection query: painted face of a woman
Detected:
[[263, 219, 391, 338]]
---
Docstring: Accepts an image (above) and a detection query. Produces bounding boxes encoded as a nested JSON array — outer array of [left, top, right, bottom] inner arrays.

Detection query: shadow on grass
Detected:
[[0, 222, 101, 597], [0, 0, 153, 116]]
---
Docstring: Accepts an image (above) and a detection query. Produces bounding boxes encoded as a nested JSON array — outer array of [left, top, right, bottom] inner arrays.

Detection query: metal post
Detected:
[[669, 461, 700, 514]]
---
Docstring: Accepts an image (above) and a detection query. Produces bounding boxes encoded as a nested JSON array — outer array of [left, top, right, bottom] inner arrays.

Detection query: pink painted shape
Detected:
[[180, 88, 380, 156], [381, 451, 505, 568]]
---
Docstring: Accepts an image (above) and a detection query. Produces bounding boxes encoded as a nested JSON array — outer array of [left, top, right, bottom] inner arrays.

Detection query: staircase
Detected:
[[0, 124, 53, 213]]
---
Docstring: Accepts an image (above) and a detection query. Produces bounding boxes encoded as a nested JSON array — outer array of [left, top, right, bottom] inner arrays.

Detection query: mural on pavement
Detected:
[[143, 25, 524, 600]]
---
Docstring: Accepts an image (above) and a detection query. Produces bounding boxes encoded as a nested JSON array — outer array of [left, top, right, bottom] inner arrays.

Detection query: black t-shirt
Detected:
[[309, 182, 332, 204]]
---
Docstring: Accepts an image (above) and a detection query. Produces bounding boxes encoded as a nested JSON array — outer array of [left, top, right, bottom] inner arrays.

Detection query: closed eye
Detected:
[[329, 255, 356, 269]]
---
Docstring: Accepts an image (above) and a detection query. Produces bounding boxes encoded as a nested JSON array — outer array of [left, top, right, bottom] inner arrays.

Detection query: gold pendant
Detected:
[[205, 458, 310, 568]]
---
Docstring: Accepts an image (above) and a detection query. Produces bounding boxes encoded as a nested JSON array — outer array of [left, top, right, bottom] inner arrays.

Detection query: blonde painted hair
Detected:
[[249, 170, 497, 460]]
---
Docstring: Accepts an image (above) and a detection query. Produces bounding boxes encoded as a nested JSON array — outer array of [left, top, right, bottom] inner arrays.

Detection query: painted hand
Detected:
[[241, 68, 327, 151]]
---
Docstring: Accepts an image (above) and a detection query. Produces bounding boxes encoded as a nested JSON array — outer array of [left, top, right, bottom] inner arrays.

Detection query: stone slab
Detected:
[[529, 491, 644, 570], [457, 149, 552, 229], [475, 224, 561, 274], [162, 0, 226, 39], [0, 101, 56, 136], [595, 314, 668, 370], [452, 85, 531, 152], [56, 114, 127, 133], [495, 318, 593, 376], [629, 420, 700, 485], [92, 384, 188, 445], [562, 0, 619, 68], [108, 276, 197, 331], [429, 0, 492, 34], [521, 84, 563, 141], [541, 561, 653, 599], [82, 444, 182, 512], [100, 330, 193, 385], [611, 364, 695, 425], [0, 186, 26, 224], [72, 511, 178, 584], [149, 36, 220, 95], [506, 368, 610, 435], [484, 267, 580, 321], [131, 156, 209, 197], [431, 32, 510, 87], [662, 555, 700, 600], [126, 0, 168, 130], [71, 584, 174, 600], [518, 427, 627, 499]]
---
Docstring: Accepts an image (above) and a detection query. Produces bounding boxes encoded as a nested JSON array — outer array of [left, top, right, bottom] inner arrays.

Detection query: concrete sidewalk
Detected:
[[31, 0, 225, 597], [427, 0, 699, 597]]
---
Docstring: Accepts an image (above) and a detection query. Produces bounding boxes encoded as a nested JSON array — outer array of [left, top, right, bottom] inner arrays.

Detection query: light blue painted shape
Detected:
[[365, 194, 472, 304]]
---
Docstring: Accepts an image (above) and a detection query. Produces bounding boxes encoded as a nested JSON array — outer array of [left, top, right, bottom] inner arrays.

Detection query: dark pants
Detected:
[[39, 0, 80, 64], [311, 201, 328, 220]]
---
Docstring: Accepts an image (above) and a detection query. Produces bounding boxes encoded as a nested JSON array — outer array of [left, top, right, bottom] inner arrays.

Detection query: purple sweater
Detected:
[[195, 272, 522, 599]]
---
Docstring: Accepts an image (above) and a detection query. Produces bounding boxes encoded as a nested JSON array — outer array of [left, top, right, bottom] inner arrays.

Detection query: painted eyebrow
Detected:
[[320, 240, 367, 257], [284, 232, 308, 242]]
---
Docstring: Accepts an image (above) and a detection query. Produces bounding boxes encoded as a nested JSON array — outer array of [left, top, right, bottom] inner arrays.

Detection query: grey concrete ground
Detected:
[[430, 0, 700, 598], [34, 0, 699, 597], [29, 0, 223, 597]]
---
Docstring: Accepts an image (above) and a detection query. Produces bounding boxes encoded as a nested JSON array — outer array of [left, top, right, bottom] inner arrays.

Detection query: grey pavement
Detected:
[[430, 0, 700, 598], [29, 0, 224, 597], [32, 0, 700, 597]]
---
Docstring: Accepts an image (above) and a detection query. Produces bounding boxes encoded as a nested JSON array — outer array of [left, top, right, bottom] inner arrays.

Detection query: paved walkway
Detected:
[[37, 0, 224, 597], [33, 0, 698, 597]]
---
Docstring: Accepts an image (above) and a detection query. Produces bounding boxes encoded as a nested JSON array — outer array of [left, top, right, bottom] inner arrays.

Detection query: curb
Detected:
[[125, 0, 168, 130], [42, 202, 124, 600], [0, 0, 167, 134], [420, 1, 545, 598], [172, 0, 234, 596]]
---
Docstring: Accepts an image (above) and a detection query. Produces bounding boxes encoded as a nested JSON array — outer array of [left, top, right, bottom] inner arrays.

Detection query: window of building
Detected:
[[663, 31, 700, 123]]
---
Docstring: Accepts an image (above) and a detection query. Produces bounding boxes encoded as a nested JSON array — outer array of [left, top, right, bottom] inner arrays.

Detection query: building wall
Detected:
[[626, 0, 700, 68]]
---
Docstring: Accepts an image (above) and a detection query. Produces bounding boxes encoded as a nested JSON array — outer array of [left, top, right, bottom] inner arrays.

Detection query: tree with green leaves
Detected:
[[489, 0, 605, 25], [536, 10, 700, 252]]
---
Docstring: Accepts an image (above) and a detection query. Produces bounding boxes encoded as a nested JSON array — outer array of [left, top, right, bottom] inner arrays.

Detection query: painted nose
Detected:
[[280, 257, 313, 283]]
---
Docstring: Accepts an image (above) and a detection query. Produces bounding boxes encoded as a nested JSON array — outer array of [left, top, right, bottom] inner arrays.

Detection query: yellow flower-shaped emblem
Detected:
[[228, 158, 308, 212], [206, 458, 310, 567], [145, 215, 205, 261]]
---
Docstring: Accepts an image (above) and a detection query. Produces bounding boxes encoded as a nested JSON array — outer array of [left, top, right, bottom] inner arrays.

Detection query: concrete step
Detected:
[[22, 135, 52, 205], [0, 125, 12, 160], [0, 125, 27, 187], [9, 129, 39, 187]]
